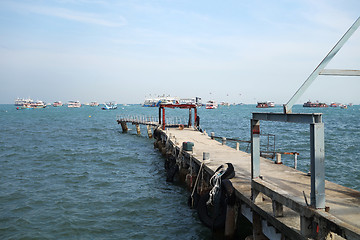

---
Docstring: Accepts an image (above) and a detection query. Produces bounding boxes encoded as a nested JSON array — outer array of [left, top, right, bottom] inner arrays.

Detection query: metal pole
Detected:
[[162, 108, 166, 130], [310, 123, 325, 209], [251, 119, 260, 179]]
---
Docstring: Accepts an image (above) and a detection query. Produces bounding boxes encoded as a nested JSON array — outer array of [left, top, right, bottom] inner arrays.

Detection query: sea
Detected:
[[1, 104, 359, 239]]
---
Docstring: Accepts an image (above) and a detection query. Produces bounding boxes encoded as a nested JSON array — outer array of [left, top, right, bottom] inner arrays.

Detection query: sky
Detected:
[[0, 0, 359, 105]]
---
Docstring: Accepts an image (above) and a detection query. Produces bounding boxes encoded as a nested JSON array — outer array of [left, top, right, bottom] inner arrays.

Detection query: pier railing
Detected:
[[117, 115, 159, 126], [117, 115, 189, 127]]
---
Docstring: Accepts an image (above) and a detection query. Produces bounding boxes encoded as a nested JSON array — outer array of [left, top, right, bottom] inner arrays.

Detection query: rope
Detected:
[[207, 171, 222, 206], [190, 161, 204, 207], [206, 166, 227, 206]]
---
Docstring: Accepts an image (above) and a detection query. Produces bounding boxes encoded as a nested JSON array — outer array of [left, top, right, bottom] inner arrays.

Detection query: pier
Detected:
[[117, 110, 360, 240]]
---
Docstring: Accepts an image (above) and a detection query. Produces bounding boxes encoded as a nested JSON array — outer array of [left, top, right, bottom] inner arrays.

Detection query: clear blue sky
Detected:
[[0, 0, 359, 104]]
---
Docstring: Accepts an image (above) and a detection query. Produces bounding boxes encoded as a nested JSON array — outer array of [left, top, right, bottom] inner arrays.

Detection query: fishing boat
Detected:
[[206, 100, 218, 109], [53, 101, 63, 107], [303, 101, 328, 108], [256, 101, 274, 108], [30, 100, 46, 108], [68, 101, 81, 108], [102, 102, 117, 110]]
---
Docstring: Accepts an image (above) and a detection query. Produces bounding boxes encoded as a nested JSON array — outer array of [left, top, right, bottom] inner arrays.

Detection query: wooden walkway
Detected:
[[158, 127, 360, 240]]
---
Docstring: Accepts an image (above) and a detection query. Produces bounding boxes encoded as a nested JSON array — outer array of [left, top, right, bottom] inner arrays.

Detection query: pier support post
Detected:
[[275, 153, 282, 164], [136, 124, 141, 135], [310, 123, 325, 209], [147, 125, 153, 138], [120, 121, 128, 133], [300, 216, 314, 238], [272, 200, 283, 217], [252, 211, 266, 240], [236, 142, 239, 151]]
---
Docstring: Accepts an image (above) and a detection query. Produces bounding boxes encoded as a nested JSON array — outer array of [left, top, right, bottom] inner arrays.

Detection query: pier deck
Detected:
[[161, 127, 360, 239]]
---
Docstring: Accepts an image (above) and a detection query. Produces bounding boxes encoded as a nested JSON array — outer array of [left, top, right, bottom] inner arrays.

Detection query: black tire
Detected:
[[197, 191, 227, 230], [166, 164, 179, 182], [214, 163, 235, 180]]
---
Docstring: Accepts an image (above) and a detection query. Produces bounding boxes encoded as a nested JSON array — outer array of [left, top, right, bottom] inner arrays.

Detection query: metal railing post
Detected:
[[251, 119, 260, 179]]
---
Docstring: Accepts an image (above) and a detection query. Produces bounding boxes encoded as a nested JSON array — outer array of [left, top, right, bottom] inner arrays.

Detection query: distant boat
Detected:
[[267, 101, 275, 107], [303, 101, 328, 108], [53, 101, 63, 107], [15, 98, 33, 106], [30, 100, 46, 108], [206, 100, 218, 109], [68, 101, 81, 108], [340, 104, 348, 109], [102, 102, 117, 110], [143, 95, 181, 107], [90, 102, 99, 107], [220, 102, 230, 106], [17, 100, 46, 110], [256, 101, 274, 108]]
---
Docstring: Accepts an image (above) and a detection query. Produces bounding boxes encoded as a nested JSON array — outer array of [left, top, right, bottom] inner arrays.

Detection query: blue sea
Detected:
[[1, 104, 359, 239]]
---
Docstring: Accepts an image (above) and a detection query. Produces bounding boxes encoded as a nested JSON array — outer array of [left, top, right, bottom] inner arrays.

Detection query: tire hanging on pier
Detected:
[[196, 163, 235, 230], [197, 189, 227, 230]]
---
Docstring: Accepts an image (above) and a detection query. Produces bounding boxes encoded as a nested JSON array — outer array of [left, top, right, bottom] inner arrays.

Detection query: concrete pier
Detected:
[[152, 127, 360, 240]]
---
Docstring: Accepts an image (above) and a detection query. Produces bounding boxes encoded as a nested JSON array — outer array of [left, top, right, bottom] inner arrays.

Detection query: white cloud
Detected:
[[6, 2, 127, 27]]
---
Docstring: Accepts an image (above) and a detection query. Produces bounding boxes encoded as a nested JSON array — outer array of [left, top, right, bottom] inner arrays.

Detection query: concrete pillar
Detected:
[[236, 142, 240, 151], [252, 211, 266, 240], [252, 188, 263, 204], [300, 215, 314, 238], [120, 121, 128, 133], [275, 153, 282, 164], [147, 125, 153, 138], [225, 204, 237, 238], [136, 124, 141, 135], [272, 200, 283, 217]]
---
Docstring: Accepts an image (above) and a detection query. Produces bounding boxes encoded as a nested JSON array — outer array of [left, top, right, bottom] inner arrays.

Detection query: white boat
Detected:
[[53, 101, 63, 107], [30, 100, 46, 108], [68, 101, 81, 108], [179, 97, 202, 106], [90, 101, 99, 107], [15, 98, 33, 106], [102, 102, 117, 110], [143, 98, 160, 107], [206, 100, 218, 109]]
